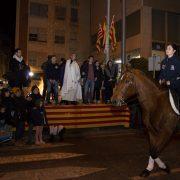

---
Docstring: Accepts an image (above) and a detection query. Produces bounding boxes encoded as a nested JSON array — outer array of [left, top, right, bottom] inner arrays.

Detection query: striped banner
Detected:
[[45, 104, 130, 129]]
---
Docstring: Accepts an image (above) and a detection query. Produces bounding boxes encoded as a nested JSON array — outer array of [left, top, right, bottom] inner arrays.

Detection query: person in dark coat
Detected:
[[159, 43, 180, 97], [41, 55, 52, 100], [94, 61, 104, 103], [0, 104, 13, 142], [12, 87, 28, 142], [8, 48, 30, 89], [26, 85, 43, 144], [1, 88, 14, 126], [80, 60, 88, 103], [104, 60, 118, 103], [31, 99, 47, 145], [45, 55, 60, 104]]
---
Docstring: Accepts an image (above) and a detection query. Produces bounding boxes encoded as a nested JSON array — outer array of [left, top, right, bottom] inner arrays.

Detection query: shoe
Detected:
[[140, 169, 150, 177], [159, 164, 170, 174]]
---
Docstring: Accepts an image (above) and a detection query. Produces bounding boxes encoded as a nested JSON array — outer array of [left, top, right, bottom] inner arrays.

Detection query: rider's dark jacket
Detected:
[[159, 55, 180, 96]]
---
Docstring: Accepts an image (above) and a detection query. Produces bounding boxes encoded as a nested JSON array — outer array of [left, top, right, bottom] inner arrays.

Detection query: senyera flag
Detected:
[[96, 24, 104, 52], [110, 15, 117, 51]]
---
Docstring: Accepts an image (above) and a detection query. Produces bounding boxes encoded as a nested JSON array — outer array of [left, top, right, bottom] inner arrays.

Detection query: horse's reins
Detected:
[[119, 74, 172, 105]]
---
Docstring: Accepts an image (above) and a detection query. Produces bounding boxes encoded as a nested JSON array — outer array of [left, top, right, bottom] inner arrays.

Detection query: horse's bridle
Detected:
[[115, 73, 138, 106]]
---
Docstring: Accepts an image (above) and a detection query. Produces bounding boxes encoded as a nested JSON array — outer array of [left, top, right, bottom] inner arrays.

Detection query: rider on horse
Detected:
[[159, 44, 180, 102]]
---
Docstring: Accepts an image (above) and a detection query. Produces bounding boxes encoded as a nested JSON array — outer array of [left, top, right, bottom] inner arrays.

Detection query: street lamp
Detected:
[[29, 71, 34, 77]]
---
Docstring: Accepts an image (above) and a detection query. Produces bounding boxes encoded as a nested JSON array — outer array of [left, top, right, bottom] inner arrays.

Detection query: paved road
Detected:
[[0, 131, 180, 180]]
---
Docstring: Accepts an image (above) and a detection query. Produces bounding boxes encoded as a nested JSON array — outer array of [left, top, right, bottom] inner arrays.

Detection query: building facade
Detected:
[[90, 0, 180, 62], [16, 0, 91, 72], [16, 0, 180, 71]]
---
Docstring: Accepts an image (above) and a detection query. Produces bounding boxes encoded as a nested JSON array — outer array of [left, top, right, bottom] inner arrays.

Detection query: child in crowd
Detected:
[[31, 99, 47, 145], [26, 85, 43, 144]]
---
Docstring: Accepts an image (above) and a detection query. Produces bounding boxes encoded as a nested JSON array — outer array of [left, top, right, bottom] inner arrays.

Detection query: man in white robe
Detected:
[[61, 54, 82, 104]]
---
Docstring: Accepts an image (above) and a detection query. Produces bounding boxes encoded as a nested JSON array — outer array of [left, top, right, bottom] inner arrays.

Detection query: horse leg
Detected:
[[140, 125, 172, 177], [140, 133, 156, 177], [149, 129, 173, 172], [140, 113, 156, 177]]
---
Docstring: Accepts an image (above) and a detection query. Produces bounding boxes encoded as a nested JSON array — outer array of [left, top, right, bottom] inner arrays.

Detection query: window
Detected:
[[71, 8, 78, 23], [29, 27, 47, 42], [30, 3, 48, 18], [126, 10, 140, 38], [55, 6, 66, 20], [55, 36, 65, 44], [71, 0, 78, 7], [55, 30, 65, 44]]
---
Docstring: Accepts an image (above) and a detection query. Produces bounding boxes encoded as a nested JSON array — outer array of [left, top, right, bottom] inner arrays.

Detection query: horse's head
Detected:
[[112, 64, 137, 106]]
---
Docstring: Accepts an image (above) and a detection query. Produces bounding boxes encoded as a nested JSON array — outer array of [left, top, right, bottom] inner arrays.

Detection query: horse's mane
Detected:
[[132, 69, 161, 94]]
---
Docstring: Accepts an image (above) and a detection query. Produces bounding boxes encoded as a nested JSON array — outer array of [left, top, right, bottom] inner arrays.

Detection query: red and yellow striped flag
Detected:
[[110, 15, 117, 51], [96, 24, 104, 52], [102, 17, 107, 52]]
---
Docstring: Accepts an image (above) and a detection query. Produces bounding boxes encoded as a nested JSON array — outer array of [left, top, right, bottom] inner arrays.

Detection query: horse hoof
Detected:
[[140, 169, 150, 177], [159, 164, 170, 174]]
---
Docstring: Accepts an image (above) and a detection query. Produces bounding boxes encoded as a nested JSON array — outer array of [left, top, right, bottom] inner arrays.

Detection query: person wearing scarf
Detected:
[[8, 48, 30, 89]]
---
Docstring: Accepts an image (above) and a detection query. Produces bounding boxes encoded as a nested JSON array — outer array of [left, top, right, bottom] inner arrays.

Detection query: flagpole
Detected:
[[122, 0, 126, 64], [105, 0, 110, 64]]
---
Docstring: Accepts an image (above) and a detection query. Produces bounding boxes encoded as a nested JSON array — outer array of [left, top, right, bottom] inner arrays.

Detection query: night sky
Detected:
[[0, 0, 16, 52]]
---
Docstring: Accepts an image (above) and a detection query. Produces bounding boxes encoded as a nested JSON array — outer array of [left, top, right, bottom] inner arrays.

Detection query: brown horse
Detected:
[[111, 65, 179, 177]]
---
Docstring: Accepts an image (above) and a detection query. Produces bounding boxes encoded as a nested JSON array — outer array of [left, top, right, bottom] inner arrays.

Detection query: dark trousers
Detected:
[[104, 85, 113, 102], [42, 77, 47, 100], [46, 80, 59, 103], [94, 87, 101, 101], [84, 79, 95, 103], [15, 121, 25, 140]]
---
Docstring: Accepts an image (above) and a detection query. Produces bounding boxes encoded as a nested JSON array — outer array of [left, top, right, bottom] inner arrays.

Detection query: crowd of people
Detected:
[[0, 48, 120, 145], [0, 48, 67, 145], [41, 53, 119, 105]]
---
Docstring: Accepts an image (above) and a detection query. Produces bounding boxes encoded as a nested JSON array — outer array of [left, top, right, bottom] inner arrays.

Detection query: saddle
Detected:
[[169, 89, 180, 115]]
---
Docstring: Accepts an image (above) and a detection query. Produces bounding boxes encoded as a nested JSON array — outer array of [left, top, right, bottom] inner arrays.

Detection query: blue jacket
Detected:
[[159, 55, 180, 94]]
